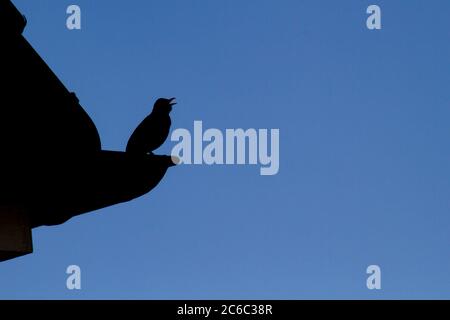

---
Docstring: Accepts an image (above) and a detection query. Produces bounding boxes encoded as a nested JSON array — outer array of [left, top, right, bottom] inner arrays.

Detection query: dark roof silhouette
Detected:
[[0, 1, 176, 261]]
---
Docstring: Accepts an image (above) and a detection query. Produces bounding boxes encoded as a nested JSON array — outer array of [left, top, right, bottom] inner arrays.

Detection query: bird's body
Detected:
[[126, 98, 176, 155]]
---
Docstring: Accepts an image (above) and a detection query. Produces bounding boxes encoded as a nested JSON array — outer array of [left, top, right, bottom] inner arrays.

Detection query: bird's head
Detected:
[[153, 97, 176, 113]]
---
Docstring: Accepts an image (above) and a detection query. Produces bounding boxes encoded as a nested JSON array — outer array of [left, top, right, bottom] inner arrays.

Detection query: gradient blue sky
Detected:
[[1, 0, 450, 299]]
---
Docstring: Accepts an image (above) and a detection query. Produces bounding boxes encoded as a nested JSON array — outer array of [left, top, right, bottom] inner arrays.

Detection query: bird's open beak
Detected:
[[169, 98, 177, 106]]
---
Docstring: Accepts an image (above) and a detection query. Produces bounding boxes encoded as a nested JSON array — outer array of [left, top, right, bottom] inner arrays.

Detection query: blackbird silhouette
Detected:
[[126, 98, 176, 155]]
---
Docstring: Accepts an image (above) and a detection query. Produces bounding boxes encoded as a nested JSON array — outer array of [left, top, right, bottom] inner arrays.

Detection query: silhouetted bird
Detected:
[[126, 98, 176, 155]]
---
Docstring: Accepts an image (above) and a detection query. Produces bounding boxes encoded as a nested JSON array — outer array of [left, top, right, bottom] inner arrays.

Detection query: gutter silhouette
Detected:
[[0, 1, 176, 261]]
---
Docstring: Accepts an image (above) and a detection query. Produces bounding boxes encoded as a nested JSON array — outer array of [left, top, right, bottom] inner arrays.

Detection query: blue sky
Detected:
[[1, 0, 450, 299]]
